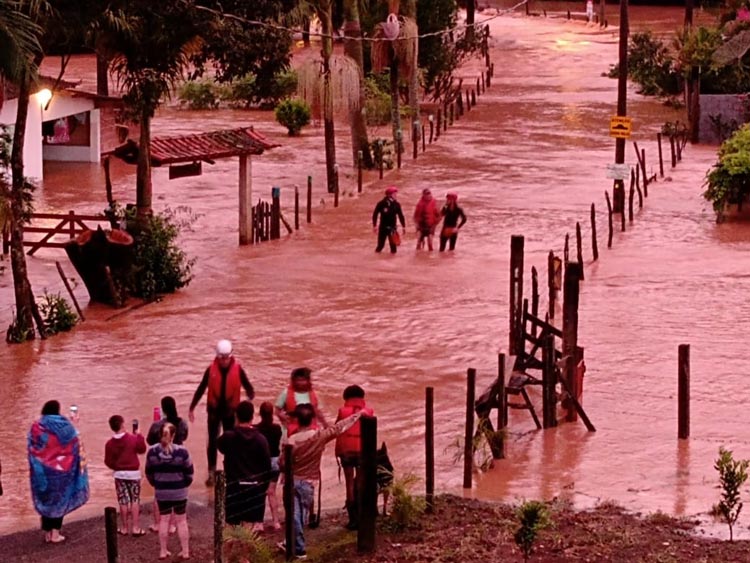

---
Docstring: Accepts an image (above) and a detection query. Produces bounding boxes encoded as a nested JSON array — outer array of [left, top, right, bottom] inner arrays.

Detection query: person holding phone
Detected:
[[105, 414, 147, 535]]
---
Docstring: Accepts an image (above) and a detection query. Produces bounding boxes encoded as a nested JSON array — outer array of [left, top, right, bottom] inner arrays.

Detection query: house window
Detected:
[[42, 112, 90, 146]]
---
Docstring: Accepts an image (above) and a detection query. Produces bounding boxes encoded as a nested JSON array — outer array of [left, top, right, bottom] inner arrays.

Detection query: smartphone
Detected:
[[132, 419, 139, 433], [69, 405, 79, 416]]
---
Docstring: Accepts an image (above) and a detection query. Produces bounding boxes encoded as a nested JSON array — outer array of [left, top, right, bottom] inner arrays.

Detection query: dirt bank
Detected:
[[2, 495, 749, 562]]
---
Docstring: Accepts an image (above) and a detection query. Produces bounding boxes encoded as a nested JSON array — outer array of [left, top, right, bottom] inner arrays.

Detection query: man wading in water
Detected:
[[189, 340, 255, 486], [372, 186, 406, 254]]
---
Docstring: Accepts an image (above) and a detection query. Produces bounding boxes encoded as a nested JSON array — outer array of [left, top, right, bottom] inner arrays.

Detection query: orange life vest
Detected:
[[207, 358, 242, 412], [285, 385, 319, 436], [334, 398, 374, 456]]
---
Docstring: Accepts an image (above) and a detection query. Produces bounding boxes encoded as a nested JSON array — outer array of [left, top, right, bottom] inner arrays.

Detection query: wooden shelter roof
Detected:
[[112, 126, 280, 166]]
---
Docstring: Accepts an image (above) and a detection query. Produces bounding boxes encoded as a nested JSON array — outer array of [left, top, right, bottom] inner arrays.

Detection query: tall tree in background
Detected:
[[400, 0, 419, 138], [343, 0, 373, 167]]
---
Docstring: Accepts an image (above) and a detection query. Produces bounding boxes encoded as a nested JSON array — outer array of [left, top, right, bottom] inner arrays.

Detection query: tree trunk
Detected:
[[466, 0, 476, 42], [390, 59, 401, 156], [136, 109, 153, 218], [343, 0, 373, 168], [400, 0, 419, 139], [9, 72, 38, 340], [689, 72, 700, 143], [96, 53, 109, 97], [321, 6, 337, 194]]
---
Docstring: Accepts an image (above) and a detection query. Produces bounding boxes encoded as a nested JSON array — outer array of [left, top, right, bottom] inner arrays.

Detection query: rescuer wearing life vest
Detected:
[[334, 385, 374, 530], [189, 340, 255, 486], [274, 367, 328, 437]]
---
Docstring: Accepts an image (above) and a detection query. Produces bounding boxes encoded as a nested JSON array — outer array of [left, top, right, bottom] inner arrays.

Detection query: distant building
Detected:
[[0, 78, 130, 180]]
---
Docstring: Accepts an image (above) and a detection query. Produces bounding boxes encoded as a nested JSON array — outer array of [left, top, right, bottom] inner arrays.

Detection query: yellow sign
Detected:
[[610, 116, 632, 139]]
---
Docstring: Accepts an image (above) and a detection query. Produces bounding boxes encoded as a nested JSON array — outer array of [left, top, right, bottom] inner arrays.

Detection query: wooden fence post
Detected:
[[542, 334, 557, 429], [509, 235, 525, 356], [425, 387, 435, 513], [678, 344, 690, 439], [531, 266, 539, 335], [466, 90, 471, 111], [283, 445, 294, 561], [214, 470, 226, 563], [422, 120, 426, 152], [641, 148, 648, 197], [357, 151, 363, 193], [497, 353, 507, 457], [105, 506, 119, 563], [397, 131, 402, 169], [412, 122, 419, 159], [436, 110, 441, 140], [358, 415, 378, 553], [307, 176, 312, 224], [56, 261, 85, 321], [449, 103, 455, 126], [443, 104, 448, 132], [670, 135, 676, 168], [590, 204, 598, 261], [605, 191, 613, 248], [294, 185, 300, 230], [333, 169, 340, 208], [564, 233, 569, 268], [628, 182, 635, 223], [575, 222, 584, 281], [271, 187, 281, 240], [547, 251, 556, 320], [429, 115, 434, 143], [378, 141, 384, 179], [562, 262, 582, 423], [471, 89, 477, 106], [463, 368, 476, 489], [657, 132, 664, 177]]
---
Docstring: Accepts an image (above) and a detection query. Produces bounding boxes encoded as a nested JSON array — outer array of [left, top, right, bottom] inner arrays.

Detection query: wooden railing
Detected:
[[2, 210, 110, 256]]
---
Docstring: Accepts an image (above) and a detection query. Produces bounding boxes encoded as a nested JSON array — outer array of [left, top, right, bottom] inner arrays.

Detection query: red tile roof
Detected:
[[111, 126, 280, 166]]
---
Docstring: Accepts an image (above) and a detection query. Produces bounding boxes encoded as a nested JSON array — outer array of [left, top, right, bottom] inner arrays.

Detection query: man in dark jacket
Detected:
[[217, 401, 271, 531], [372, 186, 406, 254], [189, 339, 255, 486]]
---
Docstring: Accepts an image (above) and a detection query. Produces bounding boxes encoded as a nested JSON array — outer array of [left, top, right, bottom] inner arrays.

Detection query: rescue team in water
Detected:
[[372, 187, 468, 254], [27, 340, 373, 560]]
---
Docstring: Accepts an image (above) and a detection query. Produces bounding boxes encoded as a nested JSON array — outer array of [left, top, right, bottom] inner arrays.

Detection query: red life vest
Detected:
[[207, 358, 242, 412], [285, 385, 319, 436], [334, 398, 374, 456]]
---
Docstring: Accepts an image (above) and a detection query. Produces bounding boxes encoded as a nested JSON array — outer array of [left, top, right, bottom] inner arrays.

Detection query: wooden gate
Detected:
[[2, 211, 110, 256]]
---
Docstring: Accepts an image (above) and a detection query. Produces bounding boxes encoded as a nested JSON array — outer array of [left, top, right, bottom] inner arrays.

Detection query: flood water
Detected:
[[2, 6, 749, 538]]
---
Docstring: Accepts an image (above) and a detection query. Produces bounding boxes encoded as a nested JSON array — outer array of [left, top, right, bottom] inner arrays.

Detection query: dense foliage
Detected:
[[39, 292, 78, 335], [274, 98, 311, 135], [703, 124, 750, 218]]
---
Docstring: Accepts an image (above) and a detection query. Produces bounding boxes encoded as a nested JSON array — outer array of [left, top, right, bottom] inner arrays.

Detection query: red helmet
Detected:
[[446, 191, 458, 200], [385, 186, 398, 195]]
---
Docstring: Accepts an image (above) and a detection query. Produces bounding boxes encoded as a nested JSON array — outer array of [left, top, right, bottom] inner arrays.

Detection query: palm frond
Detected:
[[297, 54, 360, 118], [713, 29, 750, 68], [0, 1, 42, 84]]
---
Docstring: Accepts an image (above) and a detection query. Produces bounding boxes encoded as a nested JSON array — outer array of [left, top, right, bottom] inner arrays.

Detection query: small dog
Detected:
[[376, 442, 394, 515]]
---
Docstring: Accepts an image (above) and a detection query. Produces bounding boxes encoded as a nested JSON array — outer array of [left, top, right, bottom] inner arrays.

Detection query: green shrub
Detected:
[[713, 446, 749, 541], [224, 74, 257, 109], [223, 70, 298, 109], [608, 31, 681, 96], [703, 124, 750, 219], [383, 473, 425, 532], [223, 525, 274, 563], [39, 292, 78, 335], [364, 74, 391, 126], [128, 207, 196, 301], [178, 79, 220, 110], [514, 500, 551, 562], [263, 69, 298, 108], [275, 99, 311, 136], [370, 138, 394, 169]]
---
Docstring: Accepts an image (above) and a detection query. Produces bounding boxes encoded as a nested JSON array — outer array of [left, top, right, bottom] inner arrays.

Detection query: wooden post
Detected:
[[486, 69, 491, 88], [449, 103, 454, 126], [463, 368, 476, 489], [509, 236, 524, 356], [397, 131, 402, 169], [55, 261, 85, 321], [105, 506, 119, 563], [358, 415, 378, 553], [575, 222, 584, 281], [531, 266, 539, 335], [563, 233, 569, 268], [497, 353, 507, 456], [305, 176, 312, 224], [436, 110, 441, 140], [443, 104, 448, 132], [357, 151, 363, 193], [422, 120, 426, 152], [213, 470, 226, 563], [605, 191, 613, 249], [670, 135, 676, 168], [425, 387, 435, 513], [413, 122, 419, 159], [283, 444, 294, 561], [628, 182, 635, 223], [590, 204, 598, 261], [271, 187, 281, 240], [429, 116, 434, 143], [562, 262, 582, 423], [476, 77, 481, 96], [238, 155, 251, 246], [620, 190, 626, 232], [378, 141, 384, 179], [293, 186, 299, 231], [641, 148, 648, 197], [678, 344, 690, 439], [333, 170, 340, 208], [542, 334, 557, 429], [471, 90, 477, 106], [466, 90, 471, 111], [547, 251, 556, 320], [657, 133, 664, 177]]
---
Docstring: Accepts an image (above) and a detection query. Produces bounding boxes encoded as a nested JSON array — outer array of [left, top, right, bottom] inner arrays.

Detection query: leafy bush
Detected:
[[263, 69, 298, 108], [514, 500, 551, 562], [222, 70, 298, 109], [223, 525, 274, 563], [703, 124, 750, 219], [6, 311, 34, 343], [128, 207, 196, 300], [608, 32, 681, 96], [713, 446, 749, 541], [178, 79, 221, 110], [39, 292, 78, 335], [364, 75, 391, 126], [274, 99, 311, 136], [223, 74, 257, 109], [383, 473, 425, 532], [370, 138, 394, 170]]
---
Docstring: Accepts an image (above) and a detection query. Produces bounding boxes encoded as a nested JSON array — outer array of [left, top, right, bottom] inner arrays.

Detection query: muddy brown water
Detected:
[[2, 7, 749, 538]]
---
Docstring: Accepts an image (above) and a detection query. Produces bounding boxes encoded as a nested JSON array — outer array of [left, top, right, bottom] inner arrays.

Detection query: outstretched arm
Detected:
[[458, 208, 467, 229], [239, 368, 255, 400], [188, 369, 210, 421]]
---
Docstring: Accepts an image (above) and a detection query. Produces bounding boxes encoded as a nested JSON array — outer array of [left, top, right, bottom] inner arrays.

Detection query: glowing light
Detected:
[[36, 89, 52, 108]]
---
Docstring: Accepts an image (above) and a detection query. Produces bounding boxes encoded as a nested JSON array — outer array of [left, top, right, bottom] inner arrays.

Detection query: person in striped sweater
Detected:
[[145, 423, 194, 560]]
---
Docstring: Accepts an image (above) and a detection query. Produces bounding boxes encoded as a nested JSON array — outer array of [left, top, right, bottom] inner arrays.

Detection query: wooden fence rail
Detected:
[[2, 210, 110, 256]]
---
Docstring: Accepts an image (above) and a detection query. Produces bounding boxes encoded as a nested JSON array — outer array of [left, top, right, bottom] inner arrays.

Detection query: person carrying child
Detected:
[[275, 367, 329, 437]]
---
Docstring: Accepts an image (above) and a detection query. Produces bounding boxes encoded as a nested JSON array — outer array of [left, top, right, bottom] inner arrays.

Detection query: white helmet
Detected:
[[216, 339, 233, 356]]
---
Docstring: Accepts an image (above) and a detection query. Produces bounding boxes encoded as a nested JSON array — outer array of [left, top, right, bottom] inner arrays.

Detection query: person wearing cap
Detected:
[[413, 188, 442, 251], [440, 192, 467, 251], [372, 186, 406, 254], [189, 340, 255, 486]]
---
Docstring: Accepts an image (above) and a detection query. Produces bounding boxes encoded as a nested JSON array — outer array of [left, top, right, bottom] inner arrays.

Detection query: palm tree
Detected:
[[1, 0, 45, 341], [343, 0, 373, 168]]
